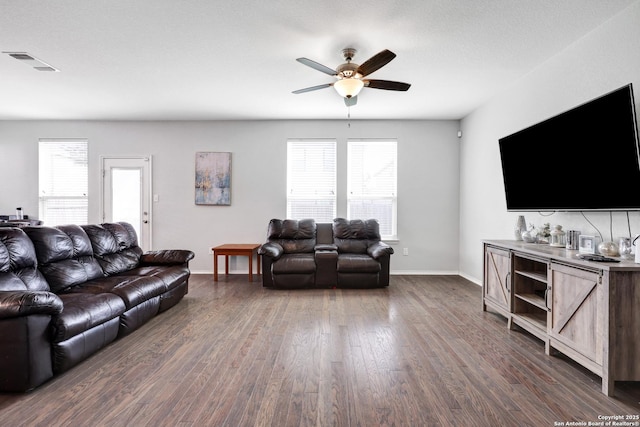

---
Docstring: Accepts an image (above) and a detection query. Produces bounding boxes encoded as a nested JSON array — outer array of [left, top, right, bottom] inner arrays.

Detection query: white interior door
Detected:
[[102, 157, 152, 251]]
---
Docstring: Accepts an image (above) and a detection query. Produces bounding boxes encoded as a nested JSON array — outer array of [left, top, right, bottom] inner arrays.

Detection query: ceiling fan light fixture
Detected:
[[334, 78, 364, 98], [293, 48, 409, 104]]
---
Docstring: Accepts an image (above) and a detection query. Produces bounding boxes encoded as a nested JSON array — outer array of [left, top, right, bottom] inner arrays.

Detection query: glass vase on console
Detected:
[[536, 223, 551, 244], [521, 224, 536, 243], [550, 225, 566, 247], [619, 237, 633, 259], [514, 215, 526, 241]]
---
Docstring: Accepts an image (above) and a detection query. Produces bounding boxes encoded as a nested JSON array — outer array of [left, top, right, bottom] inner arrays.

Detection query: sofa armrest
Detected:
[[315, 243, 337, 251], [0, 291, 63, 319], [367, 241, 395, 259], [140, 250, 195, 266], [258, 242, 283, 260]]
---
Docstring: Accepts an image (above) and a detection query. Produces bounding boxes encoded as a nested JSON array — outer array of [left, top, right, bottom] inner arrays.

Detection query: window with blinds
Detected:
[[287, 139, 336, 222], [38, 139, 88, 226], [348, 139, 397, 240]]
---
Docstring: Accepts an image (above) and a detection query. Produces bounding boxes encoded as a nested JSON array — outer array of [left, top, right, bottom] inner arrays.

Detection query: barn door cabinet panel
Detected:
[[483, 244, 511, 317], [549, 262, 604, 373], [482, 240, 640, 396], [606, 270, 640, 392]]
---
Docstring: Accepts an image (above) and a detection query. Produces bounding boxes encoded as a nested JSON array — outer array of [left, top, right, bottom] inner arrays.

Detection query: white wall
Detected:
[[0, 119, 461, 274], [459, 0, 640, 284]]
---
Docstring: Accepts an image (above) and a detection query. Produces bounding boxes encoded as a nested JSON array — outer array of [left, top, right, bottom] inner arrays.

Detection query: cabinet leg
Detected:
[[602, 375, 615, 397]]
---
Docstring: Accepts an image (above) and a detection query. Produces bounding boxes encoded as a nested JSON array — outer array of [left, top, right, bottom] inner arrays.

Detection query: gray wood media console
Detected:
[[482, 240, 640, 396]]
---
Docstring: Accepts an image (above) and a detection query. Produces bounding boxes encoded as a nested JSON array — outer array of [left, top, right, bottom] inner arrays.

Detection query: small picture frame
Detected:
[[578, 235, 600, 254]]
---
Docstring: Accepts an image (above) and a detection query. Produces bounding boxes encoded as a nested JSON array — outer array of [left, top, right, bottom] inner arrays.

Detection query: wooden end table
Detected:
[[212, 243, 261, 282]]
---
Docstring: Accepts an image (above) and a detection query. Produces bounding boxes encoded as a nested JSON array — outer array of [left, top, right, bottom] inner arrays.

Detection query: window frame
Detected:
[[347, 139, 398, 240], [38, 139, 89, 226], [286, 139, 337, 222]]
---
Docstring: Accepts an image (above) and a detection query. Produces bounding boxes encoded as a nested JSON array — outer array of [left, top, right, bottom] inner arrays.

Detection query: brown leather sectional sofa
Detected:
[[259, 218, 393, 289], [0, 222, 194, 392]]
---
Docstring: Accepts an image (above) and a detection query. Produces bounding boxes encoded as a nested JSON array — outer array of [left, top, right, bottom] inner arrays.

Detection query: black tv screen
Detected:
[[499, 84, 640, 211]]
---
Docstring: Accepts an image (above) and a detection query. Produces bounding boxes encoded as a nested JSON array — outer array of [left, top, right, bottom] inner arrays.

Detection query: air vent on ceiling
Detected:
[[9, 53, 34, 61], [3, 51, 59, 72], [34, 66, 57, 72]]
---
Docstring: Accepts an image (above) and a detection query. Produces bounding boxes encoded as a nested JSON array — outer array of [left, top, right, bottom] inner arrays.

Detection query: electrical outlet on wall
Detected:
[[403, 248, 409, 256], [208, 247, 213, 255]]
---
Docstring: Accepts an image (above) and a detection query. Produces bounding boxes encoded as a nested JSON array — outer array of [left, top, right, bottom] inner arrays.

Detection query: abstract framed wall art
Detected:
[[195, 152, 231, 205]]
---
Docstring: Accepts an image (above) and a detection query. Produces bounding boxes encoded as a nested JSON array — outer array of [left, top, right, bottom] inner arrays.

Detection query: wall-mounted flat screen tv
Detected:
[[498, 84, 640, 211]]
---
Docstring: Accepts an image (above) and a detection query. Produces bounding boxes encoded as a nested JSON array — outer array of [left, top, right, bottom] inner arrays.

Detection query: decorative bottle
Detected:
[[514, 215, 526, 241]]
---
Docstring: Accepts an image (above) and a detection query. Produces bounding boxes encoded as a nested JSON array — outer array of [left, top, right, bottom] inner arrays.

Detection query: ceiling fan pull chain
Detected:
[[347, 106, 351, 127]]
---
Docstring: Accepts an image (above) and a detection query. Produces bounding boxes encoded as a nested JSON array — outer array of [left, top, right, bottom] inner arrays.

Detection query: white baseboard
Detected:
[[389, 270, 459, 275], [193, 269, 462, 276], [458, 272, 482, 286], [390, 270, 482, 286], [190, 269, 483, 287]]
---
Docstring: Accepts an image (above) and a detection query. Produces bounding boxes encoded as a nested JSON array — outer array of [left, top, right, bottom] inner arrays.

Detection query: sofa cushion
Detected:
[[336, 254, 381, 273], [272, 253, 316, 274], [82, 223, 143, 275], [123, 265, 190, 292], [333, 218, 381, 254], [52, 292, 126, 342], [267, 219, 316, 254], [0, 228, 50, 292], [68, 275, 166, 309], [25, 225, 104, 293]]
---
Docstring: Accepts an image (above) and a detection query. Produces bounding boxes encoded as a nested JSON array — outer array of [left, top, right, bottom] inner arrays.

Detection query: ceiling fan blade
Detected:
[[344, 96, 357, 107], [296, 58, 337, 76], [292, 83, 332, 94], [364, 79, 411, 91], [356, 49, 396, 77]]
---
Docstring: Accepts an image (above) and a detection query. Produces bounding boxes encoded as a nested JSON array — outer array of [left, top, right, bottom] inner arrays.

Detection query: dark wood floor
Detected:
[[1, 274, 638, 426]]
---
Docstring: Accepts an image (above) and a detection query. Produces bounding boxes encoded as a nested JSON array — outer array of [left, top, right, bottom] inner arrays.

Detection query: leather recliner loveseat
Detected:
[[258, 218, 393, 289], [0, 222, 194, 392]]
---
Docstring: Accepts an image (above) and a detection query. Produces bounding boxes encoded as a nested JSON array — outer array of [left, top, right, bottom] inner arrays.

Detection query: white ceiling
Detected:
[[0, 0, 636, 121]]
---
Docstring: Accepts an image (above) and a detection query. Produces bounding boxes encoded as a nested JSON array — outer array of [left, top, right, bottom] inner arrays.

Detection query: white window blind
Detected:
[[348, 139, 397, 239], [287, 139, 336, 222], [39, 139, 88, 226]]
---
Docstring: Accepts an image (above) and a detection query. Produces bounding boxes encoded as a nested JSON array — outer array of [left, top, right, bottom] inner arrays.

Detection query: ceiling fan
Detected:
[[292, 48, 411, 107]]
